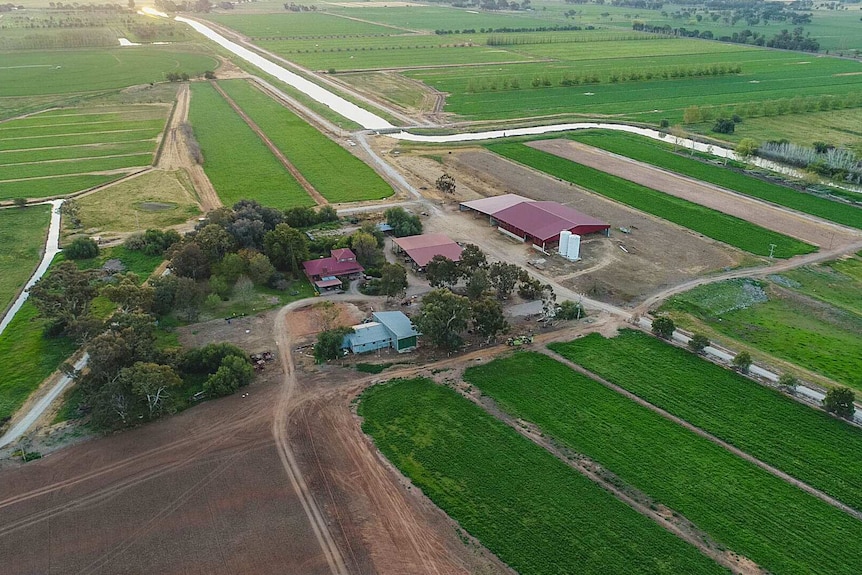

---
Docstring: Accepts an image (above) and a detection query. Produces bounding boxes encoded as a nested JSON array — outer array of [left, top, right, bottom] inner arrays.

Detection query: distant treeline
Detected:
[[486, 33, 666, 45], [466, 63, 741, 93], [436, 25, 591, 35], [633, 22, 820, 51]]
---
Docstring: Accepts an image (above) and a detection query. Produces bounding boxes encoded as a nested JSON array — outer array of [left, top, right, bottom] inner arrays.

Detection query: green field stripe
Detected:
[[0, 141, 155, 165], [0, 119, 165, 138], [566, 130, 862, 230], [0, 174, 118, 200], [6, 110, 167, 126], [552, 330, 862, 509], [359, 378, 727, 575], [465, 352, 862, 575], [217, 79, 393, 203], [488, 142, 816, 258], [188, 82, 314, 210], [0, 129, 161, 151], [0, 153, 152, 180]]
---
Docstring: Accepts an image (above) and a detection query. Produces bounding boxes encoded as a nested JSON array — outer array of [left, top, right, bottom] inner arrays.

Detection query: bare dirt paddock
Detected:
[[0, 306, 507, 575], [529, 139, 862, 249], [397, 148, 748, 304]]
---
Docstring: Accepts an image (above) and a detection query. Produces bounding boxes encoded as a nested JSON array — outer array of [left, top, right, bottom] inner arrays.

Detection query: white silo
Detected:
[[559, 230, 571, 256], [566, 234, 581, 261]]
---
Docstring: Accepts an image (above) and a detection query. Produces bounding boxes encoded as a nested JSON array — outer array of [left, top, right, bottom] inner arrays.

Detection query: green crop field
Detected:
[[0, 48, 217, 98], [464, 351, 862, 575], [0, 105, 168, 199], [205, 12, 404, 37], [550, 330, 862, 510], [0, 205, 51, 313], [562, 130, 862, 229], [217, 80, 392, 203], [662, 279, 862, 387], [326, 5, 559, 32], [488, 142, 816, 258], [187, 82, 315, 210], [359, 378, 726, 575], [0, 174, 117, 202]]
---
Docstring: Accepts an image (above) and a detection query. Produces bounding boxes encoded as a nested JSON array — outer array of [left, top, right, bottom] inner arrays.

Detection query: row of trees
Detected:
[[682, 92, 862, 126], [651, 316, 857, 419]]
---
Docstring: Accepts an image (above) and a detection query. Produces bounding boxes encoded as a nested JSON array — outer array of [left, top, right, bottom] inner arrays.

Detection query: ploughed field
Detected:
[[0, 105, 170, 201]]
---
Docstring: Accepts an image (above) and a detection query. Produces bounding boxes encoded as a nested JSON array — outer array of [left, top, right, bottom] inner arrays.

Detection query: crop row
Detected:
[[566, 130, 862, 230], [550, 330, 862, 510], [488, 142, 815, 258], [0, 153, 152, 182], [464, 351, 862, 575], [216, 80, 392, 203], [0, 141, 156, 166], [0, 174, 117, 202], [359, 378, 726, 575], [187, 82, 314, 210]]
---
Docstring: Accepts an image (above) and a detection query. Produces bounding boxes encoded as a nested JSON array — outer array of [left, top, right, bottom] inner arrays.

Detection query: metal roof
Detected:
[[372, 311, 418, 339], [492, 201, 609, 242], [344, 322, 390, 347], [459, 194, 533, 216], [393, 234, 463, 267]]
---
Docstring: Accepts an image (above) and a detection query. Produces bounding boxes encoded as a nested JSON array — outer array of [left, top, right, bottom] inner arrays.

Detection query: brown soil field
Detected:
[[0, 304, 508, 575], [529, 139, 862, 249], [390, 148, 746, 305]]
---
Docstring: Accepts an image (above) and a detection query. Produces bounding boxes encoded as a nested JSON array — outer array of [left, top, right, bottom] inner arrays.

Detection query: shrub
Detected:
[[823, 386, 856, 419], [688, 333, 710, 354], [732, 351, 752, 373], [651, 316, 675, 339], [65, 237, 99, 260]]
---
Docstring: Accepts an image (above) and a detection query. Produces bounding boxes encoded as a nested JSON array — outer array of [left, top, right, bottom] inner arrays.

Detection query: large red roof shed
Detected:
[[491, 201, 609, 246]]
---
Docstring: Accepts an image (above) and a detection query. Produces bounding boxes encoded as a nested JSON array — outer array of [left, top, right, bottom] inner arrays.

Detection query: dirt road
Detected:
[[529, 139, 861, 249], [158, 83, 221, 212]]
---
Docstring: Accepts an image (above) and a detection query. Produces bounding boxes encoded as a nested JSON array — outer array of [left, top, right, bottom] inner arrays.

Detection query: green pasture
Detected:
[[0, 174, 117, 201], [187, 82, 314, 209], [0, 118, 165, 138], [662, 279, 862, 388], [488, 142, 816, 258], [359, 378, 726, 575], [67, 245, 164, 279], [464, 351, 862, 575], [205, 12, 405, 36], [0, 153, 152, 181], [217, 79, 392, 203], [563, 130, 862, 230], [551, 330, 862, 510], [0, 141, 156, 166], [0, 302, 77, 424], [326, 5, 565, 32], [0, 47, 217, 98], [0, 129, 161, 152], [781, 255, 862, 317], [0, 205, 51, 313]]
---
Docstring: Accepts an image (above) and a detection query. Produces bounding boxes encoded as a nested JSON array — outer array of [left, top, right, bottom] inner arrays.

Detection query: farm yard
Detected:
[[216, 79, 393, 203], [550, 330, 862, 511], [562, 130, 862, 230], [0, 205, 51, 314], [661, 278, 862, 389], [0, 104, 171, 201], [464, 351, 862, 575], [359, 378, 728, 575], [487, 142, 816, 258]]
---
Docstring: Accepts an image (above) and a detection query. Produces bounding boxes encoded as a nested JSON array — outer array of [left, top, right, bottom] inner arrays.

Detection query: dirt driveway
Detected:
[[529, 139, 861, 249]]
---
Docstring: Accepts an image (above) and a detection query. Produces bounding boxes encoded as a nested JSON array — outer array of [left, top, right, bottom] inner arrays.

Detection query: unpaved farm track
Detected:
[[0, 302, 508, 575], [160, 83, 221, 211], [530, 139, 862, 249]]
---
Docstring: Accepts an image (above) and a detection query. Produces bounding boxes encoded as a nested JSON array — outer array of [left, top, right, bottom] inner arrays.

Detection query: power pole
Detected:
[[769, 243, 777, 259]]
